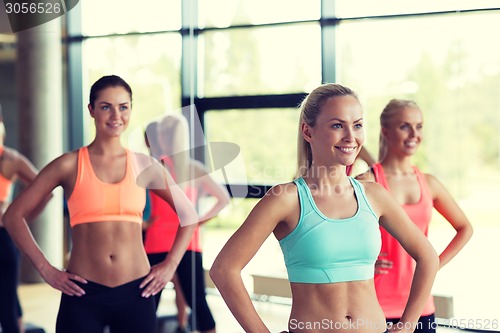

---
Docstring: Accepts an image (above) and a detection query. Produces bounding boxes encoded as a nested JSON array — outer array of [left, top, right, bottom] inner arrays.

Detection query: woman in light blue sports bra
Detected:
[[210, 84, 439, 333]]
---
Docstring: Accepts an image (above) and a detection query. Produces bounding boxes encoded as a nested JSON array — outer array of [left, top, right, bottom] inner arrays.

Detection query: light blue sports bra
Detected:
[[279, 177, 381, 284]]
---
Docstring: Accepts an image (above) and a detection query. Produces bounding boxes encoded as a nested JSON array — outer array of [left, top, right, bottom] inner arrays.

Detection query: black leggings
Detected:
[[55, 276, 156, 333], [148, 250, 216, 331], [387, 313, 436, 333], [0, 227, 22, 333]]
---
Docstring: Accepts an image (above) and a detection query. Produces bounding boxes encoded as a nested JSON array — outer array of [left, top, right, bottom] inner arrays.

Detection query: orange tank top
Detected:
[[372, 163, 435, 318], [67, 146, 146, 227], [0, 146, 13, 202]]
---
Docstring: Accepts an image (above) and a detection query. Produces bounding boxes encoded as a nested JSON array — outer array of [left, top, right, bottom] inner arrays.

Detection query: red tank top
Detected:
[[143, 156, 201, 254], [0, 146, 13, 202], [372, 163, 435, 318]]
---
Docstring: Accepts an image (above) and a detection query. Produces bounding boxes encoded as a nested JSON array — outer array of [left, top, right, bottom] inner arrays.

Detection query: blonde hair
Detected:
[[296, 83, 359, 177], [158, 112, 190, 184], [144, 121, 161, 158], [378, 99, 420, 161]]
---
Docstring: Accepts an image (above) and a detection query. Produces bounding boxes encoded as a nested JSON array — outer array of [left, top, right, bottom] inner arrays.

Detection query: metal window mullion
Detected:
[[321, 0, 337, 84], [181, 0, 204, 161], [66, 1, 84, 151]]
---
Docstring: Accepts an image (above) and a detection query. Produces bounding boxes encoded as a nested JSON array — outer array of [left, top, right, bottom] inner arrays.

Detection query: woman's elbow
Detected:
[[462, 222, 474, 242], [221, 196, 231, 209], [210, 257, 235, 288], [179, 209, 199, 227], [216, 197, 231, 215], [209, 260, 225, 287], [421, 244, 440, 273], [2, 206, 17, 231], [430, 250, 440, 272], [212, 192, 230, 214]]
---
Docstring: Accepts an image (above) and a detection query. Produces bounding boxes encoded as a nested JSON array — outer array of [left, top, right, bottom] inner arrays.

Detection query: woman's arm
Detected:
[[3, 154, 87, 296], [14, 151, 53, 221], [425, 174, 473, 269], [354, 168, 376, 182], [358, 146, 377, 166], [191, 160, 230, 223], [365, 182, 439, 332], [210, 183, 296, 333], [137, 159, 198, 297]]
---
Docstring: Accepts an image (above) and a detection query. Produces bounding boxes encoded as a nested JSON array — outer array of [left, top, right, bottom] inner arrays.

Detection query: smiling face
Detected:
[[88, 86, 132, 138], [302, 95, 364, 167], [382, 105, 423, 157]]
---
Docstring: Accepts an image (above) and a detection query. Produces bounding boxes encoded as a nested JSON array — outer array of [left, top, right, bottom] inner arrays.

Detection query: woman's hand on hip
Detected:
[[140, 261, 175, 298], [41, 266, 87, 296]]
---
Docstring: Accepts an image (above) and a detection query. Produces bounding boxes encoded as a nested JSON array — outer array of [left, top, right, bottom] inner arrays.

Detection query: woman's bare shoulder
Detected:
[[130, 151, 158, 170], [354, 169, 375, 182], [44, 149, 79, 172], [265, 181, 299, 204], [19, 149, 79, 190], [357, 178, 386, 195]]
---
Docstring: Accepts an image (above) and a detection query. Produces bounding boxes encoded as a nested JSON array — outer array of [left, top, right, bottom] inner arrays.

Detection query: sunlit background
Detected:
[[1, 0, 499, 330]]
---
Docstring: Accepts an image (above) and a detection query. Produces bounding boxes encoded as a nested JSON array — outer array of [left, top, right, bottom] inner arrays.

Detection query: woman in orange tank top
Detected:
[[356, 99, 473, 333], [0, 102, 51, 333], [3, 76, 198, 333]]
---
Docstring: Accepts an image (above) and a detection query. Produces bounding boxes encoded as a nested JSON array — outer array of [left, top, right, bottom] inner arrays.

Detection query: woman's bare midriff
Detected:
[[288, 280, 387, 333], [67, 221, 150, 287]]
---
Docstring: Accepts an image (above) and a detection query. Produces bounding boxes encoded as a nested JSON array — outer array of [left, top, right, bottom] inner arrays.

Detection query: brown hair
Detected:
[[89, 75, 132, 108]]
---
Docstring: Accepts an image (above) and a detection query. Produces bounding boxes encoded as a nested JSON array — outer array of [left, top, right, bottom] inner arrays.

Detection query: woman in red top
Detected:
[[356, 99, 473, 333], [144, 113, 229, 333]]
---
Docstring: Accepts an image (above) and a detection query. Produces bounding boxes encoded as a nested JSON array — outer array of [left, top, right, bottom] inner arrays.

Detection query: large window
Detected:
[[81, 0, 181, 35], [200, 23, 321, 97], [205, 108, 300, 184], [70, 1, 500, 328], [199, 0, 320, 27]]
